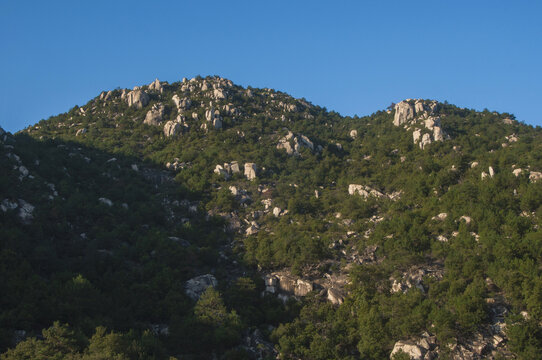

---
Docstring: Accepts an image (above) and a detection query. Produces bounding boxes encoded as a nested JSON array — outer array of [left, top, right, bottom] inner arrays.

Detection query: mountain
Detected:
[[1, 75, 542, 359]]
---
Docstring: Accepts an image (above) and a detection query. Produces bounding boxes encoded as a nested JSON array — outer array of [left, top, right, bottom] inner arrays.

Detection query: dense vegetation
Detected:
[[1, 76, 541, 359]]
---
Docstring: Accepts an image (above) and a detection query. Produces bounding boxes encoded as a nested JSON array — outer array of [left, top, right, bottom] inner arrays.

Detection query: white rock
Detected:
[[99, 197, 113, 206], [273, 207, 282, 217], [414, 100, 425, 114], [412, 129, 421, 143], [205, 108, 213, 122], [298, 135, 314, 150], [419, 133, 432, 149], [350, 129, 358, 139], [433, 125, 444, 142], [230, 161, 240, 173], [432, 213, 448, 221], [390, 341, 424, 360], [18, 166, 28, 177], [424, 117, 435, 130], [246, 222, 259, 235], [244, 163, 257, 180], [327, 288, 344, 305], [277, 140, 294, 155], [488, 166, 495, 178], [348, 184, 384, 198], [394, 101, 416, 126], [172, 94, 181, 108], [144, 104, 165, 126], [76, 128, 87, 136], [148, 78, 163, 92], [512, 168, 523, 177], [529, 171, 542, 182], [214, 165, 230, 180], [163, 121, 181, 137], [460, 216, 472, 224], [213, 89, 226, 99], [1, 199, 18, 212], [126, 89, 150, 108], [17, 199, 34, 223]]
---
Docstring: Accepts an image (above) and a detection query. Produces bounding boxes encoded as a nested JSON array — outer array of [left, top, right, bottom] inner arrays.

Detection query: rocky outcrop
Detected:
[[348, 184, 402, 201], [277, 130, 318, 156], [126, 89, 150, 109], [99, 197, 113, 207], [350, 129, 358, 139], [413, 116, 445, 149], [264, 273, 314, 297], [148, 78, 163, 93], [327, 288, 344, 305], [144, 104, 165, 126], [99, 91, 113, 101], [172, 94, 191, 110], [529, 171, 542, 182], [244, 163, 257, 180], [245, 221, 259, 235], [390, 265, 444, 295], [242, 328, 277, 359], [511, 168, 542, 182], [204, 105, 223, 130], [394, 101, 416, 126], [390, 307, 510, 360], [166, 158, 189, 171], [18, 200, 34, 223], [432, 213, 448, 221], [163, 121, 181, 137], [185, 274, 217, 300], [348, 184, 384, 198], [390, 340, 424, 360], [1, 199, 35, 224], [394, 100, 446, 149], [213, 88, 226, 99], [75, 128, 87, 136], [214, 164, 230, 179], [213, 161, 240, 179], [482, 166, 495, 180]]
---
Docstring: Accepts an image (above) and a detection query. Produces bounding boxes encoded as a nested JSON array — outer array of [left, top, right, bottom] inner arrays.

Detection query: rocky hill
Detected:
[[1, 75, 542, 359]]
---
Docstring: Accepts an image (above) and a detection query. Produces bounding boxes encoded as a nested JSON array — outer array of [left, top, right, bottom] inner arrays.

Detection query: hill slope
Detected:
[[2, 76, 542, 359]]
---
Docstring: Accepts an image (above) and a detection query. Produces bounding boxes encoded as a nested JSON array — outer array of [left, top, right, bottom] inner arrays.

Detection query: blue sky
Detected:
[[1, 1, 541, 133]]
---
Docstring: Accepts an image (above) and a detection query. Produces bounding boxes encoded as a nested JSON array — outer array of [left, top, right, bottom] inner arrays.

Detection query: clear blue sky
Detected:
[[1, 1, 541, 133]]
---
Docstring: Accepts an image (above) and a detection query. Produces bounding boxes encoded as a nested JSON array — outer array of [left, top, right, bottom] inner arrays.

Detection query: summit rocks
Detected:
[[394, 99, 448, 149], [125, 89, 150, 109]]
